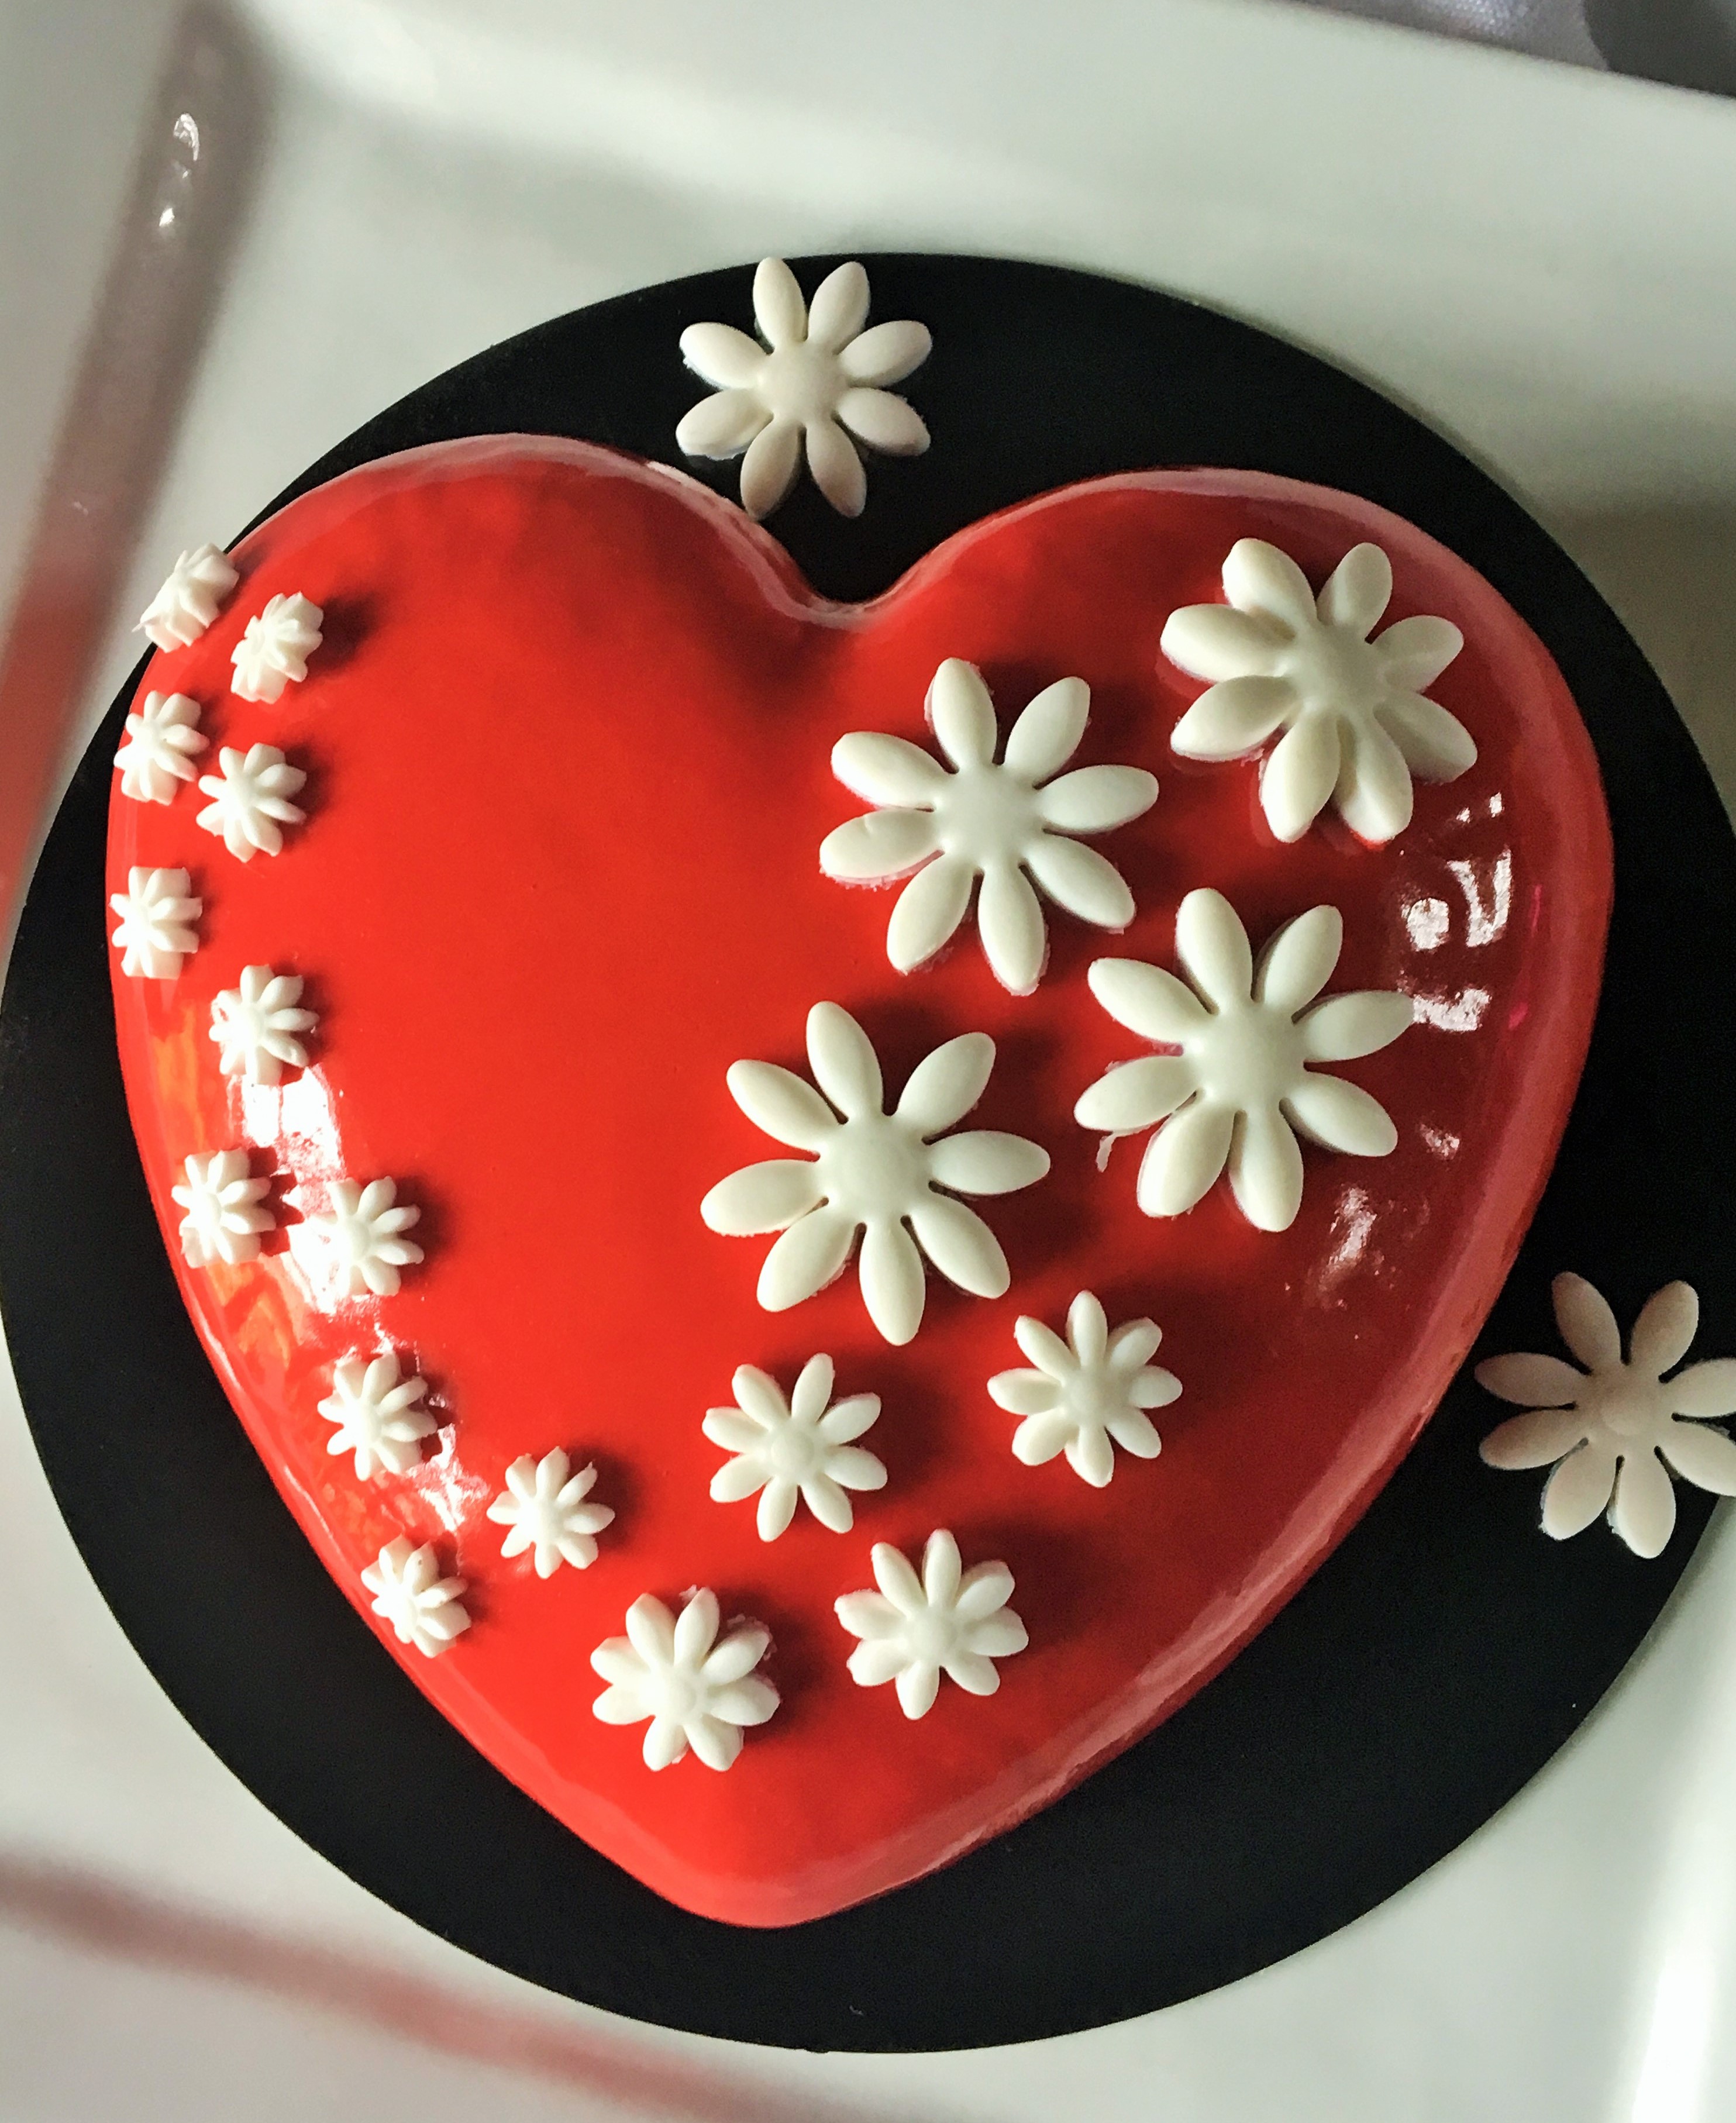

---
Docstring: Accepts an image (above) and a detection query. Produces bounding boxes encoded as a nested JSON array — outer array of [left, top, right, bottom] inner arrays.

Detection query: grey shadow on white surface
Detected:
[[1589, 0, 1736, 95]]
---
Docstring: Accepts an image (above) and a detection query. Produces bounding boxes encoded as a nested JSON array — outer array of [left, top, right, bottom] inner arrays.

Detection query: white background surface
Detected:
[[5, 3, 1736, 2115]]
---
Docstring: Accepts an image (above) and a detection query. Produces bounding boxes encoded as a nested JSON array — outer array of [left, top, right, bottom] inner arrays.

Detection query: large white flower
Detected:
[[676, 257, 931, 520], [361, 1536, 470, 1659], [1477, 1275, 1736, 1559], [835, 1529, 1027, 1720], [487, 1448, 615, 1576], [989, 1291, 1180, 1487], [197, 743, 308, 861], [705, 1353, 886, 1540], [109, 866, 201, 978], [171, 1148, 274, 1268], [209, 965, 318, 1085], [820, 659, 1158, 996], [319, 1352, 437, 1479], [138, 542, 237, 651], [591, 1589, 779, 1772], [1076, 888, 1413, 1232], [231, 591, 323, 702], [1163, 538, 1474, 845], [305, 1178, 424, 1297], [701, 1002, 1049, 1346], [114, 690, 206, 802]]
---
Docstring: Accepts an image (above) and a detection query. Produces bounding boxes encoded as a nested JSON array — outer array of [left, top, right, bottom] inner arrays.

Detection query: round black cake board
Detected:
[[3, 257, 1732, 2053]]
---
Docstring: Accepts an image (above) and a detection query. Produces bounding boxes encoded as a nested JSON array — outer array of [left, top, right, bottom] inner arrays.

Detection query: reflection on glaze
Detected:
[[1401, 895, 1450, 950], [1449, 852, 1513, 946]]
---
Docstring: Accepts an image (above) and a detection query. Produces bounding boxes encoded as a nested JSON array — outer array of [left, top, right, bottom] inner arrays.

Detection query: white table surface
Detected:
[[5, 3, 1736, 2115]]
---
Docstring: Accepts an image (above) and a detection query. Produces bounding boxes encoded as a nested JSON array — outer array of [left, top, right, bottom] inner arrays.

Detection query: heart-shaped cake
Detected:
[[106, 432, 1610, 1926]]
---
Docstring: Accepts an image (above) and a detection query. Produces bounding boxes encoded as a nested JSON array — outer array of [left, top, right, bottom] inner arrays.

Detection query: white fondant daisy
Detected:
[[676, 258, 931, 520], [306, 1178, 423, 1297], [138, 542, 237, 651], [990, 1291, 1181, 1487], [1477, 1275, 1736, 1559], [704, 1354, 886, 1540], [209, 965, 318, 1084], [197, 743, 307, 861], [231, 591, 323, 702], [591, 1589, 779, 1771], [1076, 888, 1412, 1233], [1163, 539, 1473, 844], [114, 690, 206, 802], [361, 1536, 470, 1658], [487, 1448, 615, 1576], [701, 1002, 1049, 1346], [821, 659, 1158, 995], [171, 1148, 274, 1268], [835, 1529, 1027, 1720], [319, 1352, 436, 1480], [110, 866, 202, 978]]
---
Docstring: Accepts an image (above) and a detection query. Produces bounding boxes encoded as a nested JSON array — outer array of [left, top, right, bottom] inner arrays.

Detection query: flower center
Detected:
[[648, 1669, 701, 1723], [936, 763, 1036, 863], [1191, 1001, 1304, 1112], [767, 1426, 821, 1480], [759, 341, 845, 425], [1577, 1369, 1670, 1442], [905, 1610, 959, 1666], [1280, 628, 1387, 722], [336, 1214, 374, 1263], [820, 1113, 932, 1218], [1069, 1371, 1125, 1430]]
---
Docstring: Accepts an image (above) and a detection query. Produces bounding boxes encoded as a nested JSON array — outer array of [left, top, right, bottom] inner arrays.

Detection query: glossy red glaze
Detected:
[[107, 439, 1610, 1925]]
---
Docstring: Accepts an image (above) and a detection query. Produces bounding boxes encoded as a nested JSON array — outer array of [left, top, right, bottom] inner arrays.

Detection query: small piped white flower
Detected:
[[591, 1590, 779, 1772], [704, 1354, 887, 1540], [361, 1536, 470, 1658], [821, 659, 1158, 995], [109, 866, 201, 978], [319, 1353, 436, 1480], [197, 743, 307, 860], [835, 1529, 1027, 1720], [231, 591, 323, 702], [171, 1148, 274, 1268], [990, 1291, 1181, 1487], [676, 257, 931, 520], [1163, 539, 1474, 845], [306, 1178, 423, 1297], [487, 1448, 615, 1576], [210, 965, 317, 1084], [701, 1002, 1049, 1346], [114, 691, 206, 802], [138, 543, 237, 650], [1477, 1275, 1736, 1559], [1076, 888, 1412, 1232]]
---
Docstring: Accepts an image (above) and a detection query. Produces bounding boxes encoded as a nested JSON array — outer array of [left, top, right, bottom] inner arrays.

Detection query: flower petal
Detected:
[[1086, 958, 1209, 1042], [1224, 538, 1317, 630], [848, 1639, 912, 1687], [925, 1129, 1049, 1196], [1669, 1360, 1736, 1419], [590, 1683, 646, 1725], [1228, 1107, 1305, 1231], [1300, 990, 1413, 1061], [1612, 1448, 1676, 1559], [805, 260, 869, 349], [1658, 1421, 1736, 1495], [1473, 1353, 1586, 1409], [943, 1650, 1003, 1695], [1107, 1405, 1166, 1453], [805, 417, 866, 516], [1554, 1274, 1622, 1371], [1013, 1316, 1073, 1374], [870, 1542, 926, 1615], [674, 385, 770, 457], [978, 863, 1047, 995], [956, 1562, 1016, 1622], [860, 1216, 926, 1344], [1375, 613, 1464, 691], [896, 1663, 942, 1719], [1024, 835, 1135, 929], [821, 1446, 886, 1494], [702, 1621, 771, 1680], [680, 1715, 740, 1772], [1315, 543, 1391, 635], [625, 1595, 676, 1666], [1284, 1074, 1397, 1156], [700, 1158, 824, 1235], [1631, 1281, 1699, 1377], [590, 1642, 647, 1688], [1066, 1428, 1116, 1487], [835, 387, 928, 454], [1375, 692, 1477, 781], [1067, 1290, 1108, 1363], [1170, 675, 1294, 761], [1108, 1320, 1163, 1370], [1334, 721, 1414, 845], [1012, 1411, 1073, 1462], [1541, 1439, 1618, 1539], [831, 732, 946, 807], [807, 1002, 882, 1118], [1003, 676, 1090, 781], [709, 1457, 767, 1504], [817, 1391, 880, 1442], [835, 1590, 902, 1639], [1261, 712, 1341, 842], [924, 1529, 962, 1604], [790, 1353, 835, 1425], [673, 1590, 721, 1664], [1160, 604, 1283, 683], [887, 857, 974, 971], [993, 1370, 1063, 1417], [678, 321, 767, 389], [1255, 905, 1342, 1013], [739, 418, 802, 519], [1478, 1405, 1589, 1469], [1074, 1058, 1196, 1134], [733, 1364, 788, 1424], [756, 1478, 798, 1540], [819, 808, 939, 883], [724, 1059, 838, 1149], [709, 1677, 779, 1726], [1174, 888, 1253, 1008], [927, 658, 998, 770], [839, 319, 931, 386], [1036, 764, 1158, 835], [798, 1471, 853, 1532], [895, 1030, 994, 1134], [757, 1207, 856, 1311], [752, 257, 807, 347], [1136, 1102, 1234, 1216], [908, 1195, 1009, 1298]]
